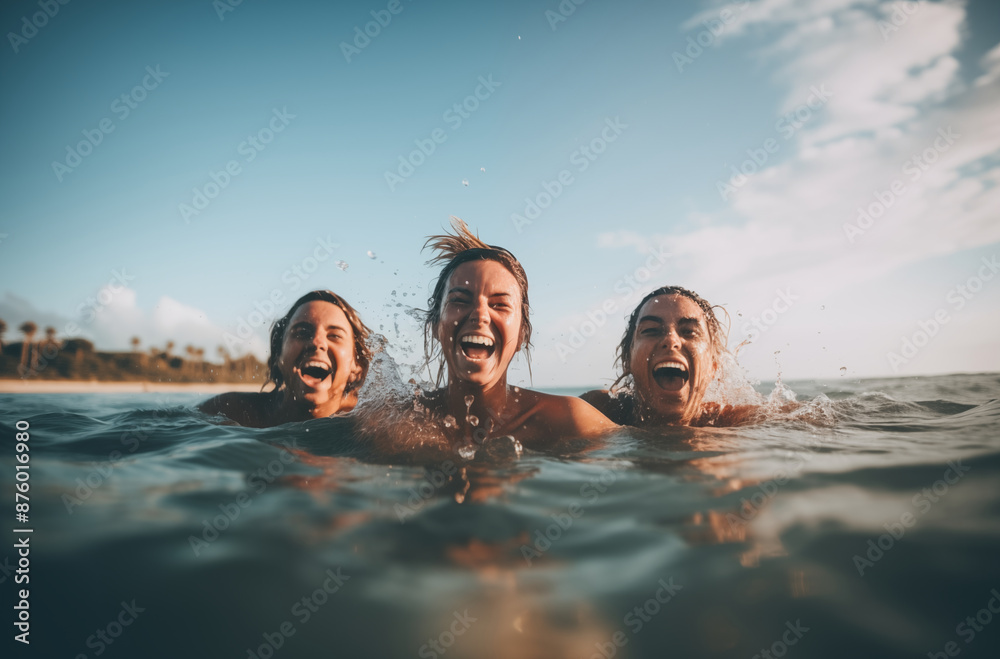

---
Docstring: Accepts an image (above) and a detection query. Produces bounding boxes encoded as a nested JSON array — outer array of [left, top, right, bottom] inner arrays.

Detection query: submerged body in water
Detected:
[[4, 372, 999, 658]]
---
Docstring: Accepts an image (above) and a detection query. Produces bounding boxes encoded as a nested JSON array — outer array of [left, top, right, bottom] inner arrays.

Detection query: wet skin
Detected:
[[423, 260, 616, 447], [583, 295, 740, 427], [199, 301, 362, 427]]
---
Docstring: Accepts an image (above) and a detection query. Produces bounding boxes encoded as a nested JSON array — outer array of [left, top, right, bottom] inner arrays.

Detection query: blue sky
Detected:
[[1, 0, 999, 388]]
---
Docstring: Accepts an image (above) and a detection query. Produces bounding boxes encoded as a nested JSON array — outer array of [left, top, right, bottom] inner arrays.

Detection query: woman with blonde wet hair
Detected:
[[582, 285, 756, 427], [200, 290, 372, 427], [417, 217, 616, 453]]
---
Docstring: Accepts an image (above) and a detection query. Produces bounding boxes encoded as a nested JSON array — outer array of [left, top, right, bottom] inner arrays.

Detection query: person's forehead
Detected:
[[289, 300, 350, 326], [448, 260, 520, 295], [637, 295, 706, 323]]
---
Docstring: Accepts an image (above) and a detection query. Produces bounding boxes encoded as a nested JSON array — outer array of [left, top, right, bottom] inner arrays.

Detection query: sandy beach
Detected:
[[0, 380, 266, 394]]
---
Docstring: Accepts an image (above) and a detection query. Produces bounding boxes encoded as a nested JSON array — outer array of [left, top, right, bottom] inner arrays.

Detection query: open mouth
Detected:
[[298, 360, 332, 386], [652, 360, 689, 392], [459, 334, 496, 361]]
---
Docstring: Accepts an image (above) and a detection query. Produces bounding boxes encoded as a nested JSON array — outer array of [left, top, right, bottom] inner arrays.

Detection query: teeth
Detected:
[[654, 360, 687, 373], [303, 361, 330, 370], [461, 335, 494, 347]]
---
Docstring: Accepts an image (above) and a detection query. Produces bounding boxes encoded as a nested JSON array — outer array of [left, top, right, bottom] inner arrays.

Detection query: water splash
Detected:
[[336, 260, 349, 271]]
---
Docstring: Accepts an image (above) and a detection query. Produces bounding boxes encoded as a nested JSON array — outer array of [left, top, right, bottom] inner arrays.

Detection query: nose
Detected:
[[660, 327, 682, 351], [469, 297, 490, 326], [309, 330, 326, 350]]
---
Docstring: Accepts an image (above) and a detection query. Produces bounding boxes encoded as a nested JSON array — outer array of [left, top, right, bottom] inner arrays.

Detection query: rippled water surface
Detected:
[[2, 373, 1000, 658]]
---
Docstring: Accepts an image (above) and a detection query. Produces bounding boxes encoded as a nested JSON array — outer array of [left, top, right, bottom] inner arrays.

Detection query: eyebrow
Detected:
[[447, 288, 513, 298], [290, 321, 348, 332], [637, 315, 703, 326]]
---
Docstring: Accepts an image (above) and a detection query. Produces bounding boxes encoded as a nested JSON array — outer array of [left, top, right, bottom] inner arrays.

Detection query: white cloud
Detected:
[[592, 0, 1000, 381]]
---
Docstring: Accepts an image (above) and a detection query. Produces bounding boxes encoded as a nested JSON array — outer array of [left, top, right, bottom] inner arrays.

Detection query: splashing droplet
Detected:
[[367, 250, 376, 259], [840, 367, 847, 376], [820, 305, 825, 310], [458, 445, 476, 460], [462, 179, 469, 187], [443, 415, 456, 429], [464, 395, 474, 408], [336, 260, 349, 271], [467, 415, 479, 427]]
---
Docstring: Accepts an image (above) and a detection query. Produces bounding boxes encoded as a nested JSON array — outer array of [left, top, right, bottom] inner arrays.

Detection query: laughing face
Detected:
[[629, 294, 717, 424], [436, 260, 523, 389], [276, 301, 362, 410]]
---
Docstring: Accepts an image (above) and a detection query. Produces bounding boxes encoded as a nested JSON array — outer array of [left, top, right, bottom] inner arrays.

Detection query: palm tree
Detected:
[[19, 321, 37, 372], [195, 347, 205, 377], [165, 341, 175, 359], [131, 336, 141, 352], [0, 318, 7, 352]]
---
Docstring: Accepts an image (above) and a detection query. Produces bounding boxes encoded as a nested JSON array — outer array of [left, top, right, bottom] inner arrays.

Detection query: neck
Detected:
[[634, 395, 700, 427], [275, 387, 355, 423], [444, 376, 509, 434]]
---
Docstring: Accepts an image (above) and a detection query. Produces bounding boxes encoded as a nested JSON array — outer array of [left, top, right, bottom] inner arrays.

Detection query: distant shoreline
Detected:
[[0, 380, 267, 394]]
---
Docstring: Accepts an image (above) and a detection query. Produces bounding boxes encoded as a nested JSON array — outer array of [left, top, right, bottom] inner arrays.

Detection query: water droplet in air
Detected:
[[367, 250, 376, 259], [467, 415, 479, 427], [462, 179, 469, 187], [458, 445, 476, 460], [443, 415, 456, 428], [820, 305, 825, 310], [464, 395, 474, 408], [336, 260, 349, 271], [840, 367, 847, 375]]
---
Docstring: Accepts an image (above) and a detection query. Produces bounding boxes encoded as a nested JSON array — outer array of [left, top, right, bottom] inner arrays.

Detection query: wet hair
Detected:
[[266, 290, 372, 393], [423, 217, 532, 386], [612, 286, 728, 389]]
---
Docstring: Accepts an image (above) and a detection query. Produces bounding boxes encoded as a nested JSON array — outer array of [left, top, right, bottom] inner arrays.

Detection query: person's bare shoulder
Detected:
[[580, 389, 631, 425], [535, 391, 618, 436], [696, 402, 760, 427], [198, 392, 271, 427], [580, 389, 612, 414]]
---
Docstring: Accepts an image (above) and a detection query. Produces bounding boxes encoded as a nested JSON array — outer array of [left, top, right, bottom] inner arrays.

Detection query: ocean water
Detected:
[[2, 373, 1000, 658]]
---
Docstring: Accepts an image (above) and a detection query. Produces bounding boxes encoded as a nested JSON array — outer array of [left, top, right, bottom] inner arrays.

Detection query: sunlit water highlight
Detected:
[[2, 373, 999, 658]]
